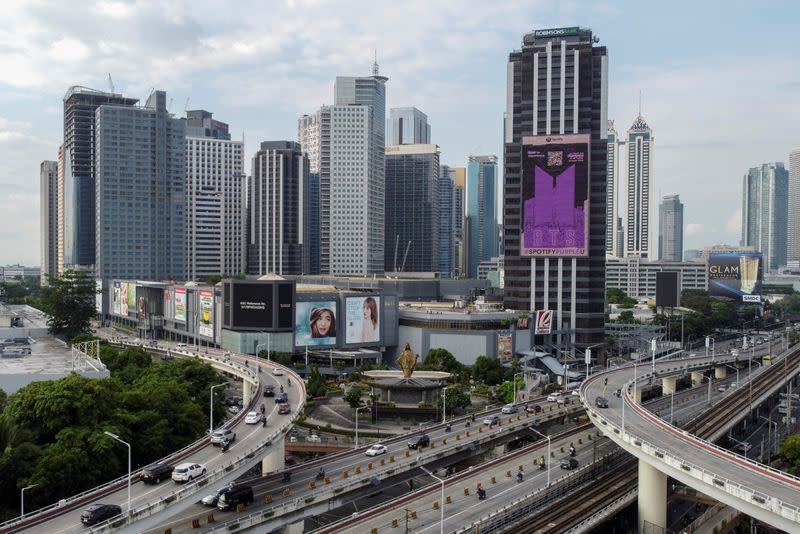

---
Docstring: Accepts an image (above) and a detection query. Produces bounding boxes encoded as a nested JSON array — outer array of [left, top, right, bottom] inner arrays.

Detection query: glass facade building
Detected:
[[741, 162, 789, 271], [466, 155, 498, 278]]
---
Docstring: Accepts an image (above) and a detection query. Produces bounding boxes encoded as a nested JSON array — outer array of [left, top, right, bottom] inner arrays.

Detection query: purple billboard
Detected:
[[521, 134, 590, 257]]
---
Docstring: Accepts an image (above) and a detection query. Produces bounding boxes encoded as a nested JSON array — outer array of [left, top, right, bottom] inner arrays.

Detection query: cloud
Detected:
[[686, 223, 704, 236], [725, 210, 742, 234]]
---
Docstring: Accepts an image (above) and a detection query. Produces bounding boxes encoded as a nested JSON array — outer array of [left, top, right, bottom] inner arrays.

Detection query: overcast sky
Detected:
[[1, 0, 798, 266]]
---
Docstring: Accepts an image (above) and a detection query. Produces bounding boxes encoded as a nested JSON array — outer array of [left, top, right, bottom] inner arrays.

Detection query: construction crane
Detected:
[[184, 97, 190, 113], [399, 241, 412, 273], [107, 73, 115, 94]]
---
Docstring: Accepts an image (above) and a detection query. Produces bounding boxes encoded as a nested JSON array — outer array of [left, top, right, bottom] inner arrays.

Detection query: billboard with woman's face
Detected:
[[345, 296, 380, 344], [295, 301, 337, 347]]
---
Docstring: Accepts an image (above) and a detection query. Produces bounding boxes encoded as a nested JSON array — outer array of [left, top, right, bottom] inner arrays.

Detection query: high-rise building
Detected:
[[184, 110, 246, 280], [465, 155, 498, 278], [606, 120, 621, 256], [307, 171, 321, 274], [387, 107, 430, 145], [438, 165, 455, 277], [658, 194, 684, 261], [452, 167, 466, 277], [741, 162, 789, 271], [40, 160, 58, 285], [248, 141, 309, 276], [624, 114, 654, 258], [56, 145, 65, 275], [95, 90, 186, 280], [384, 144, 440, 273], [62, 86, 138, 271], [789, 149, 800, 264], [298, 107, 330, 274], [503, 26, 608, 351]]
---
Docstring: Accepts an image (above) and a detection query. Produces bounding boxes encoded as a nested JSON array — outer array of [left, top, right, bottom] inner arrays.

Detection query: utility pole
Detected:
[[405, 508, 410, 534]]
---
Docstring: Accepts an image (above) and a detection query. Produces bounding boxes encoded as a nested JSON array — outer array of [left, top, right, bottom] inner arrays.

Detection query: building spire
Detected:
[[372, 48, 379, 76]]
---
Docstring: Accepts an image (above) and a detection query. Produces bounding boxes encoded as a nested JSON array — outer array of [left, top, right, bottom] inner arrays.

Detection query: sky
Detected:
[[0, 0, 798, 266]]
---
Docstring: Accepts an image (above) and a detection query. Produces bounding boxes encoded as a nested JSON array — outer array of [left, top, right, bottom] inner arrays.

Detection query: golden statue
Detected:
[[397, 343, 418, 378]]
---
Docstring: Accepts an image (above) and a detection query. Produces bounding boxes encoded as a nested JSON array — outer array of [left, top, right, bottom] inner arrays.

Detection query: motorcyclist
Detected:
[[282, 471, 291, 482], [317, 467, 325, 480], [280, 385, 284, 393], [569, 443, 576, 457], [477, 487, 486, 499], [260, 404, 266, 415], [221, 438, 231, 452], [516, 469, 523, 482], [539, 455, 545, 470]]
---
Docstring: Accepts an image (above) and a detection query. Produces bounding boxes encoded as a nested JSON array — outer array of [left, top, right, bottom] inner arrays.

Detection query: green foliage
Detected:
[[606, 288, 627, 304], [199, 275, 222, 286], [259, 351, 293, 367], [38, 270, 97, 340], [472, 356, 504, 386], [617, 310, 636, 323], [681, 289, 711, 314], [436, 385, 472, 414], [343, 387, 364, 408], [0, 389, 6, 413], [101, 346, 153, 383], [497, 378, 526, 404], [779, 434, 800, 475], [306, 366, 328, 398], [420, 348, 462, 373], [788, 331, 800, 345], [774, 293, 800, 317]]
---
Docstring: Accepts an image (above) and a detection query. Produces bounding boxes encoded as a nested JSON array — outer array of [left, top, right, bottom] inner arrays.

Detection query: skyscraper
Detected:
[[384, 144, 440, 273], [95, 90, 186, 280], [658, 194, 684, 261], [40, 160, 58, 285], [438, 165, 455, 277], [624, 114, 654, 258], [298, 107, 330, 274], [62, 86, 138, 271], [789, 149, 800, 264], [452, 167, 466, 277], [606, 120, 621, 256], [185, 110, 246, 280], [742, 163, 789, 271], [248, 141, 309, 276], [387, 107, 431, 145], [465, 155, 498, 278], [503, 26, 608, 351]]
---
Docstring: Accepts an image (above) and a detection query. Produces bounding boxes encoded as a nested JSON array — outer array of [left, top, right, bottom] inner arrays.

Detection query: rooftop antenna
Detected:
[[638, 90, 642, 117], [372, 48, 379, 76]]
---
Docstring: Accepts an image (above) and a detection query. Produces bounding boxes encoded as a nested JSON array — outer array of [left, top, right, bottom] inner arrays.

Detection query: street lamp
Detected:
[[513, 372, 523, 405], [20, 484, 37, 519], [210, 382, 226, 434], [354, 405, 369, 449], [724, 364, 740, 387], [420, 466, 444, 534], [442, 386, 447, 423], [255, 337, 271, 360], [760, 415, 778, 457], [528, 426, 551, 487], [103, 432, 131, 515]]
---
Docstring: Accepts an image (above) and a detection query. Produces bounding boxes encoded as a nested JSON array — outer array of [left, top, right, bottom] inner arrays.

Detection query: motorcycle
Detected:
[[516, 471, 523, 482], [569, 447, 576, 457], [477, 487, 486, 500], [316, 469, 325, 481], [445, 424, 451, 432], [221, 440, 231, 453], [282, 472, 291, 483]]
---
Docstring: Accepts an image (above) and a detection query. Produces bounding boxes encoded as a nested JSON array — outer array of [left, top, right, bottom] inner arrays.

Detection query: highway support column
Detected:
[[282, 520, 304, 534], [243, 379, 255, 407], [691, 371, 704, 387], [638, 460, 667, 532], [262, 435, 286, 475], [662, 377, 676, 395], [714, 366, 726, 379]]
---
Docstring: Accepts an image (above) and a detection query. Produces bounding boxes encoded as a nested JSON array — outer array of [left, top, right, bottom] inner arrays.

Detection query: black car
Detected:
[[560, 457, 579, 470], [81, 503, 122, 525], [407, 434, 430, 449], [263, 385, 275, 397], [141, 463, 174, 484], [595, 396, 609, 408], [217, 484, 254, 511], [275, 392, 288, 404]]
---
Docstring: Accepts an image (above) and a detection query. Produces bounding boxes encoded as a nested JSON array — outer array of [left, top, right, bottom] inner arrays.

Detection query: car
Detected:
[[284, 454, 299, 465], [227, 405, 241, 415], [263, 385, 275, 397], [718, 385, 727, 393], [172, 462, 206, 482], [560, 457, 579, 470], [278, 404, 291, 415], [201, 485, 232, 507], [407, 434, 430, 449], [366, 444, 388, 457], [557, 396, 571, 405], [244, 411, 264, 424], [306, 433, 322, 443], [141, 463, 174, 484], [734, 442, 752, 454], [217, 484, 254, 511], [526, 404, 542, 414], [483, 415, 501, 425], [613, 388, 622, 398], [595, 396, 609, 408], [211, 429, 236, 446], [546, 393, 561, 402], [289, 435, 298, 443], [275, 392, 289, 404], [272, 367, 284, 376], [176, 343, 187, 349], [80, 503, 122, 525], [571, 389, 582, 397], [501, 404, 518, 414]]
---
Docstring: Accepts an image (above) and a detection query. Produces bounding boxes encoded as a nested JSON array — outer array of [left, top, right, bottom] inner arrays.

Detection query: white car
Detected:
[[244, 411, 263, 425], [176, 343, 187, 349], [501, 404, 518, 414], [365, 444, 388, 457], [546, 393, 560, 402], [306, 433, 322, 443], [272, 368, 284, 376], [172, 462, 206, 483]]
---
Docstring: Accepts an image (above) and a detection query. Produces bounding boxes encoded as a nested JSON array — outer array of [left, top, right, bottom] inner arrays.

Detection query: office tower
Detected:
[[298, 107, 330, 274], [40, 160, 58, 285], [384, 144, 440, 273], [658, 194, 684, 261], [388, 107, 431, 145], [95, 90, 186, 280], [606, 120, 621, 256], [62, 86, 138, 271], [56, 145, 65, 275], [438, 165, 455, 277], [503, 26, 608, 351], [307, 172, 320, 274], [248, 141, 309, 276], [465, 155, 498, 278], [789, 149, 800, 264], [741, 163, 789, 271], [184, 110, 246, 280], [624, 114, 654, 258], [452, 167, 466, 276], [615, 217, 624, 258]]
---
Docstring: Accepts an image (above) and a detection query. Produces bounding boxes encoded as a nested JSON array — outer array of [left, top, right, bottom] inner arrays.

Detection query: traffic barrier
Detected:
[[491, 476, 496, 484], [264, 495, 272, 504], [309, 481, 316, 489], [236, 504, 244, 513], [342, 470, 349, 478], [392, 518, 398, 527], [433, 501, 440, 509], [446, 495, 452, 504], [207, 513, 215, 523], [283, 489, 291, 497], [191, 518, 200, 528], [464, 487, 470, 495], [355, 465, 361, 474]]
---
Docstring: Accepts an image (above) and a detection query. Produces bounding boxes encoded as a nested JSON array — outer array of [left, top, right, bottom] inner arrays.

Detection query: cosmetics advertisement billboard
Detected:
[[295, 301, 337, 347], [198, 290, 214, 338], [174, 287, 187, 322], [345, 296, 381, 344]]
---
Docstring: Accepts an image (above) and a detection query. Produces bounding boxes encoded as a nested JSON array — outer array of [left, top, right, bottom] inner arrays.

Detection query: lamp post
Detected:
[[725, 364, 740, 387], [103, 431, 131, 515], [442, 386, 447, 424], [651, 338, 657, 374], [528, 426, 551, 486], [20, 484, 37, 519], [420, 467, 444, 534], [760, 415, 778, 457], [355, 405, 368, 449], [513, 372, 523, 405], [210, 382, 226, 434]]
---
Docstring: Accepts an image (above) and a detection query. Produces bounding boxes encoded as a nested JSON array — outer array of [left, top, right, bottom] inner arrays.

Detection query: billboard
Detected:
[[295, 301, 337, 347], [708, 253, 763, 304], [497, 332, 513, 363], [174, 287, 187, 322], [163, 289, 172, 320], [127, 284, 136, 316], [223, 281, 295, 331], [229, 283, 273, 329], [655, 272, 680, 308], [521, 134, 590, 257], [119, 282, 129, 316], [95, 280, 103, 315], [345, 296, 381, 344], [534, 310, 553, 335], [113, 282, 121, 315], [198, 290, 214, 338], [138, 296, 145, 319]]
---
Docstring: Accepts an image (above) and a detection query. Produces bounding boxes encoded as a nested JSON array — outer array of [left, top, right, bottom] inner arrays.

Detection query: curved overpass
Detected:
[[581, 343, 800, 532], [1, 344, 306, 534]]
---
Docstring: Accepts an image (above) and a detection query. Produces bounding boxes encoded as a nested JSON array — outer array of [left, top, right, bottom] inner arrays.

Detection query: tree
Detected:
[[344, 387, 364, 408], [606, 288, 627, 304], [472, 356, 504, 386], [497, 377, 525, 404], [779, 435, 800, 475], [420, 348, 462, 373], [436, 385, 471, 414], [618, 310, 636, 323], [306, 366, 327, 398], [681, 289, 711, 315], [38, 270, 97, 340]]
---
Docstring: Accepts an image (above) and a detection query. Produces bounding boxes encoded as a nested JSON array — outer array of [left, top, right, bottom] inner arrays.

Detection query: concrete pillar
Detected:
[[489, 444, 505, 458], [714, 366, 727, 379], [662, 377, 676, 395], [691, 371, 704, 387], [633, 386, 642, 404], [242, 380, 255, 406], [261, 435, 286, 475], [282, 520, 304, 534], [638, 460, 667, 532]]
